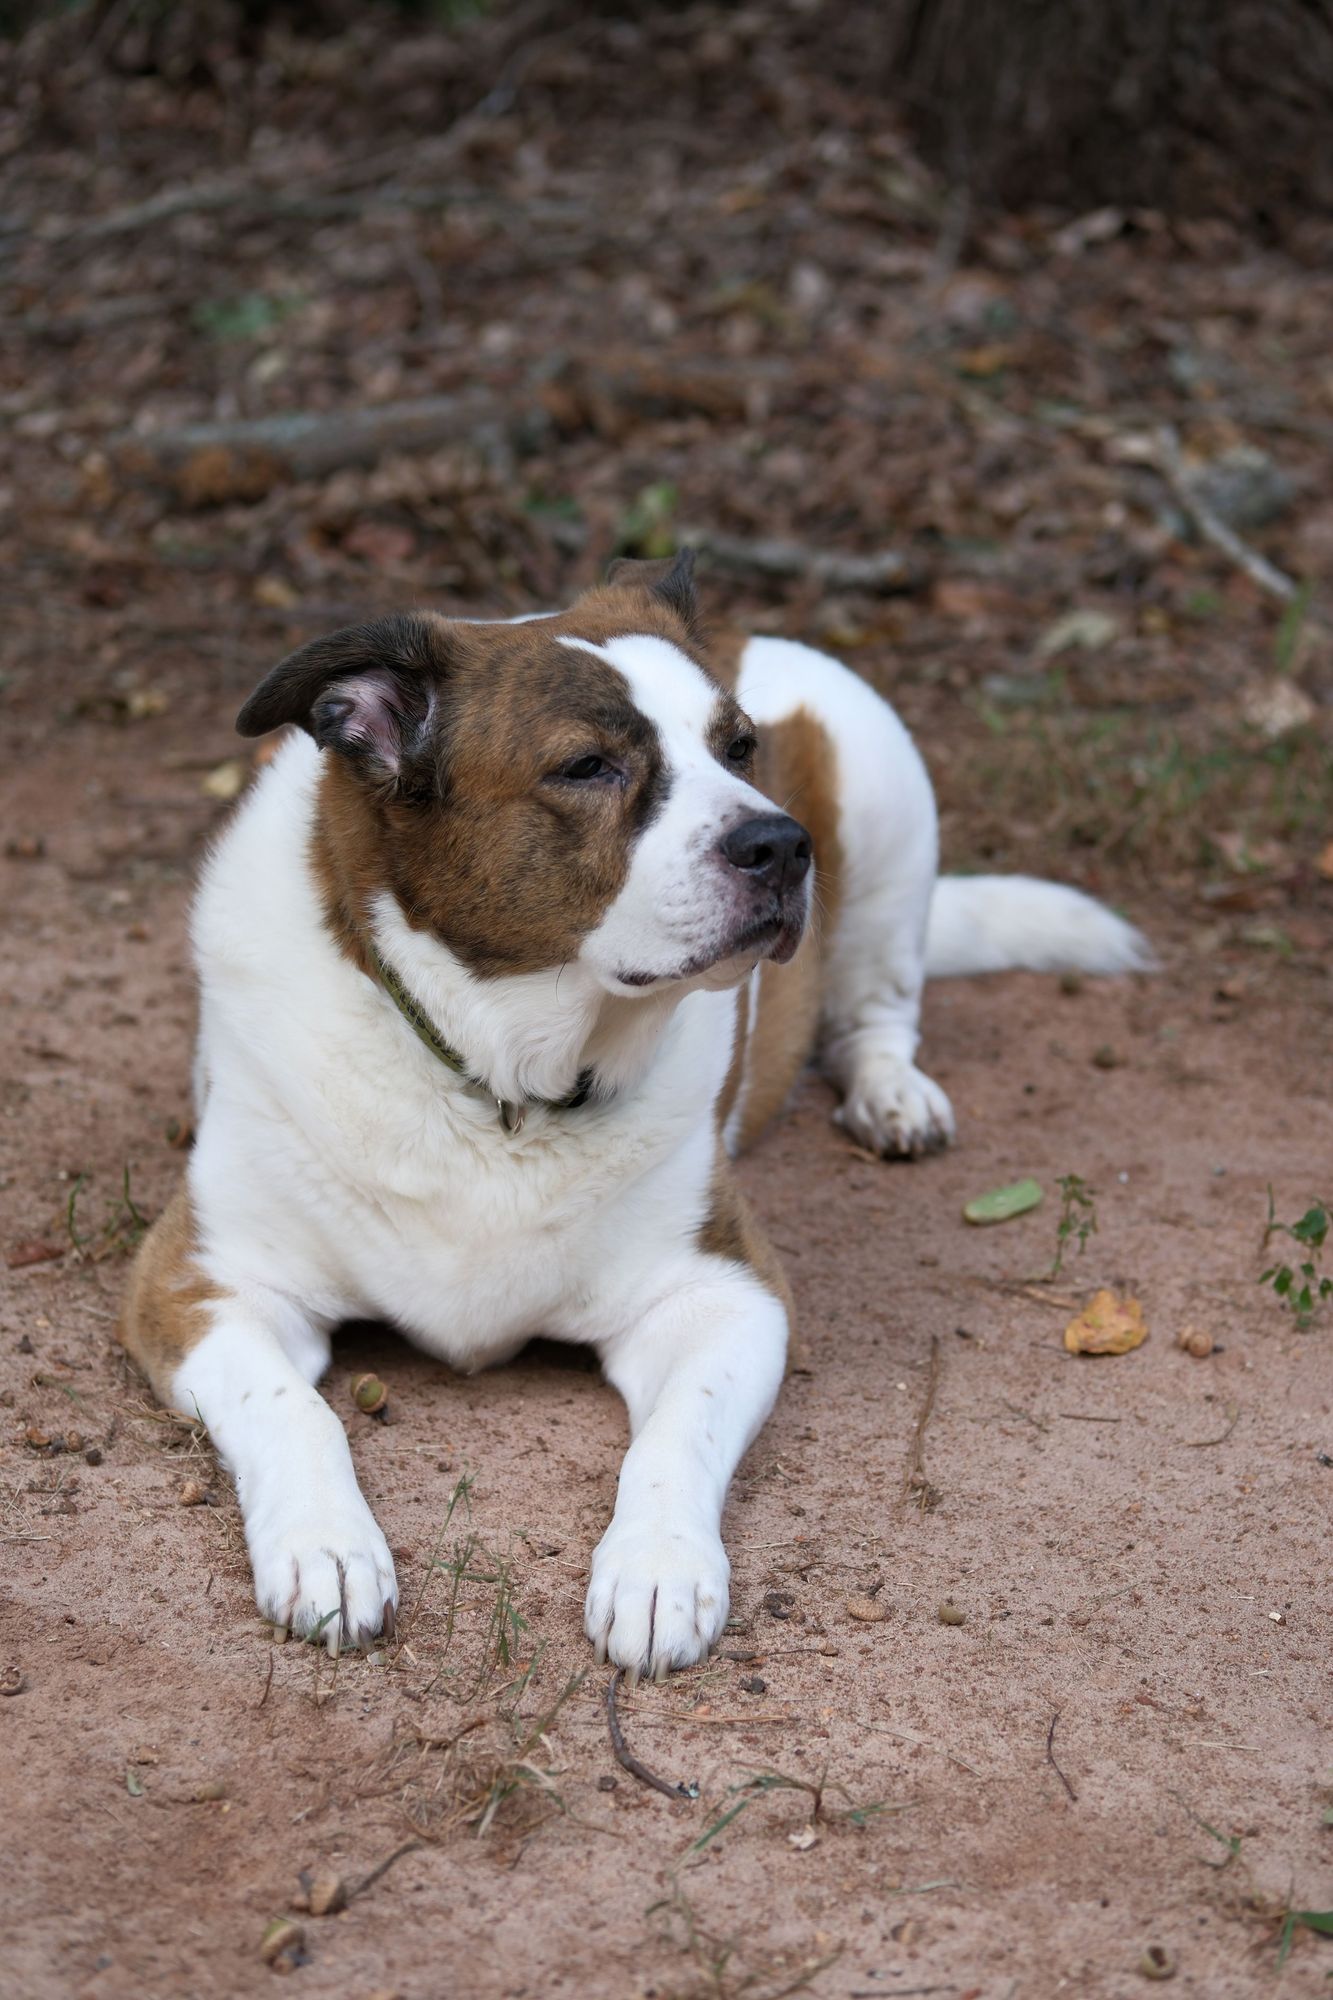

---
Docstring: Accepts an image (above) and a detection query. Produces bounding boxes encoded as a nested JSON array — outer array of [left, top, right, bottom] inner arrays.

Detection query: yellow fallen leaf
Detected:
[[1064, 1289, 1147, 1356], [200, 759, 247, 802], [253, 573, 298, 610]]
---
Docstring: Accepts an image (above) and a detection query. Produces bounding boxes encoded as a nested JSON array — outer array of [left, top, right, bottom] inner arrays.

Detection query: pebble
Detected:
[[846, 1594, 889, 1623]]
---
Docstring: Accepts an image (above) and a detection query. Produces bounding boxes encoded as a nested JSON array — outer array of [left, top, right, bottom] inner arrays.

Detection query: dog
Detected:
[[119, 552, 1149, 1679]]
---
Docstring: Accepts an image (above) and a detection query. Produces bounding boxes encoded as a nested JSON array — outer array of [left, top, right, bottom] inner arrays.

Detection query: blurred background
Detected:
[[3, 0, 1332, 941]]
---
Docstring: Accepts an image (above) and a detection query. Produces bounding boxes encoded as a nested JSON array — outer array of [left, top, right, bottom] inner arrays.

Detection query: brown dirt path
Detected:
[[3, 705, 1331, 2000]]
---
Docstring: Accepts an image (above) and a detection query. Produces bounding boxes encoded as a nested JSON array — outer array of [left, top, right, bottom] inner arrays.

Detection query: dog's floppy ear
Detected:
[[236, 614, 445, 783], [604, 547, 699, 636]]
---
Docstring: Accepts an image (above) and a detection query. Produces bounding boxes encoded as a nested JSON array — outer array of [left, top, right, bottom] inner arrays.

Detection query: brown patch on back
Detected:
[[697, 1146, 791, 1319], [118, 1183, 220, 1408], [730, 706, 845, 1153]]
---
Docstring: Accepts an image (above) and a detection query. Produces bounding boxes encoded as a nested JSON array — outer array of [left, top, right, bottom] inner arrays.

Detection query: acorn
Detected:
[[1138, 1944, 1176, 1981], [259, 1918, 305, 1971], [352, 1373, 388, 1416], [306, 1871, 347, 1917]]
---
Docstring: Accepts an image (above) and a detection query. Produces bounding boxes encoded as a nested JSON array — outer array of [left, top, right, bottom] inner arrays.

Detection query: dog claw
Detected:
[[593, 1635, 607, 1666], [624, 1662, 640, 1691], [272, 1624, 288, 1645]]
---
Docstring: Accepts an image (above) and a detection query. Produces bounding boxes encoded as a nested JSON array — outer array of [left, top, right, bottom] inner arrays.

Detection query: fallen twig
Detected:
[[626, 1709, 799, 1727], [903, 1333, 943, 1511], [976, 1277, 1080, 1311], [604, 1670, 698, 1802], [1154, 424, 1301, 605], [1045, 1709, 1078, 1803], [348, 1837, 424, 1903], [863, 1719, 987, 1778], [686, 527, 920, 594], [112, 391, 526, 504]]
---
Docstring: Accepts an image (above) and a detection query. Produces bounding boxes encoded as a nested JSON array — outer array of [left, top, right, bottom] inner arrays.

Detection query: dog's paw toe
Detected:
[[251, 1511, 397, 1653], [835, 1059, 955, 1159], [585, 1521, 729, 1680]]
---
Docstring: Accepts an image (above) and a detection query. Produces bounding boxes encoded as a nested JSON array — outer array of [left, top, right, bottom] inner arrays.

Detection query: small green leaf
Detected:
[[1294, 1206, 1329, 1248], [964, 1178, 1043, 1226]]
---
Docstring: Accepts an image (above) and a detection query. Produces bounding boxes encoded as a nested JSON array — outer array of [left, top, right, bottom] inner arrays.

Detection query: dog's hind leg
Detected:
[[738, 635, 953, 1158], [120, 1183, 397, 1650]]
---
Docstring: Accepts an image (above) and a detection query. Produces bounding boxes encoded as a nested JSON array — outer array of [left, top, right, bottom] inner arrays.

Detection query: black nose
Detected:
[[720, 813, 812, 891]]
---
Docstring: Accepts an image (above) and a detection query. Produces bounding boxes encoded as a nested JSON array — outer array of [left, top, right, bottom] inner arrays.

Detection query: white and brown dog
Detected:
[[120, 553, 1148, 1678]]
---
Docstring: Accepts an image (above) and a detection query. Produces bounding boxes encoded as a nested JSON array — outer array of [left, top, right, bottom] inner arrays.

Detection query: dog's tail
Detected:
[[925, 875, 1154, 980]]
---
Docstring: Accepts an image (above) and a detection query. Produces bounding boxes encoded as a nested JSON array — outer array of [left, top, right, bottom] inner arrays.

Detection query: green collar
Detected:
[[366, 942, 594, 1135]]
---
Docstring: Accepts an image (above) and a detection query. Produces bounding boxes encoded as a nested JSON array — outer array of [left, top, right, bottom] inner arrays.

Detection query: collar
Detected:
[[365, 940, 595, 1135]]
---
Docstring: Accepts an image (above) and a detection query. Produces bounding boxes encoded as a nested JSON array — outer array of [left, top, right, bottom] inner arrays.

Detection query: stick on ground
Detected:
[[903, 1333, 943, 1511], [1045, 1709, 1078, 1804], [1154, 424, 1301, 605], [604, 1670, 698, 1802], [685, 527, 920, 595]]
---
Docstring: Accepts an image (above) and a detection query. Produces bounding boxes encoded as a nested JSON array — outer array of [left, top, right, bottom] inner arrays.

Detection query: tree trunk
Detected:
[[883, 0, 1333, 228]]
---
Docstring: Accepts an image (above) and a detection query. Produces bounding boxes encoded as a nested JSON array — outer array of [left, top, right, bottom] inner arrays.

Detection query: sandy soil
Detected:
[[3, 688, 1331, 2000]]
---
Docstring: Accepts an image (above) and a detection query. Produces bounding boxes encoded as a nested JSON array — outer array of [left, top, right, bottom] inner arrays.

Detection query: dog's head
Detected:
[[236, 553, 812, 994]]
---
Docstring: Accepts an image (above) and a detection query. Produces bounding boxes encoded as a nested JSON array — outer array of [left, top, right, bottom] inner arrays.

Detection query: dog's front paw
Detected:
[[835, 1056, 955, 1159], [585, 1517, 729, 1682], [248, 1500, 398, 1653]]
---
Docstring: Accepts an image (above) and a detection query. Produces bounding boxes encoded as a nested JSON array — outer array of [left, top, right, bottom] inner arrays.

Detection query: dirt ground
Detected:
[[3, 5, 1333, 1997]]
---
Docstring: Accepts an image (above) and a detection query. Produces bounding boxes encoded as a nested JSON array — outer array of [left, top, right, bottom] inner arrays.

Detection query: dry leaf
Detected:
[[1317, 840, 1333, 883], [201, 760, 247, 802], [123, 686, 169, 720], [1063, 1289, 1147, 1356], [7, 1239, 62, 1269], [787, 1824, 819, 1851], [1239, 677, 1316, 739], [1037, 608, 1119, 659]]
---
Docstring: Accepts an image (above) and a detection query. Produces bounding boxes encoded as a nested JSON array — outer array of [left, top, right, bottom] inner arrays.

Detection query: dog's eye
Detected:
[[725, 733, 757, 766], [559, 753, 614, 782]]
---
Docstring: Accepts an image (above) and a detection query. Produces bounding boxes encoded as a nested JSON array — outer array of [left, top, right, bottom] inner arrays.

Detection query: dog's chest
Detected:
[[288, 1049, 719, 1367]]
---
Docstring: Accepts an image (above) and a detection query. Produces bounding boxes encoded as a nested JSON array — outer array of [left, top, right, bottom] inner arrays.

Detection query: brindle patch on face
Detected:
[[292, 582, 726, 979]]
